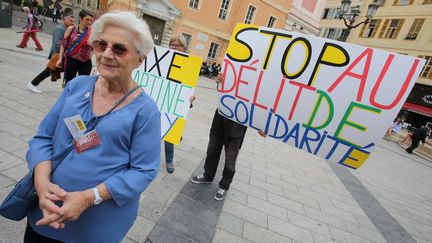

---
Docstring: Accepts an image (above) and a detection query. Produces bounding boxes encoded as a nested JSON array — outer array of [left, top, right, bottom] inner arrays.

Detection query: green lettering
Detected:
[[334, 102, 381, 147], [303, 90, 334, 130]]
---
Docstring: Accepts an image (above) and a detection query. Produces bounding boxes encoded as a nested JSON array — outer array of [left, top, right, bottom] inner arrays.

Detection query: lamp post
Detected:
[[337, 0, 380, 42]]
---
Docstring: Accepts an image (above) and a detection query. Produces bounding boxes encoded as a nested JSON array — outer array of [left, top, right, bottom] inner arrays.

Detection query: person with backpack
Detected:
[[16, 6, 43, 51]]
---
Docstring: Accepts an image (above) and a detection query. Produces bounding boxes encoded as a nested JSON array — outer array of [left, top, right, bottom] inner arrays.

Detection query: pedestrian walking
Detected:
[[406, 126, 431, 154], [52, 7, 59, 23], [27, 8, 74, 94], [56, 10, 93, 87], [16, 6, 43, 51], [190, 75, 265, 201], [23, 11, 160, 242], [32, 0, 38, 15]]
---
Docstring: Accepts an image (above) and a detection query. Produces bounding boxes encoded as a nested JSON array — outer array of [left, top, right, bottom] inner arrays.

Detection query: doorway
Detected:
[[142, 14, 165, 46]]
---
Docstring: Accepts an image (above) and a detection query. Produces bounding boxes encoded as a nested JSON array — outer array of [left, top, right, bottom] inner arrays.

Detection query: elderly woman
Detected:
[[164, 36, 196, 174], [24, 12, 160, 242]]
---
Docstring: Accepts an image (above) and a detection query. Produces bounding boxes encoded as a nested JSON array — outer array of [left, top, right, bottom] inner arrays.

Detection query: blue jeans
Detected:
[[165, 141, 174, 163]]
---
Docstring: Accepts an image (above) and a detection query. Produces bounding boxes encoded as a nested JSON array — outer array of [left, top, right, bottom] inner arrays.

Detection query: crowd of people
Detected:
[[8, 8, 431, 242], [15, 9, 266, 242]]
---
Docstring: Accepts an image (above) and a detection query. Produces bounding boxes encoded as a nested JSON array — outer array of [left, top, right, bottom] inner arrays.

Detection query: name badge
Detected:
[[73, 130, 101, 153], [64, 115, 87, 139]]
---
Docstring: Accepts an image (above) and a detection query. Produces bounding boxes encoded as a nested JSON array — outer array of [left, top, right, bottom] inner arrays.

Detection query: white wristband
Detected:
[[92, 187, 103, 205]]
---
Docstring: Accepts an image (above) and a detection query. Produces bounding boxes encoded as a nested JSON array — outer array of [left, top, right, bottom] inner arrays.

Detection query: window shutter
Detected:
[[359, 23, 367, 37], [394, 19, 404, 38], [379, 19, 389, 38], [371, 19, 381, 38]]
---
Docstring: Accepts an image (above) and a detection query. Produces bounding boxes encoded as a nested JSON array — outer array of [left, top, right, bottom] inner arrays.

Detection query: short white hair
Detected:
[[170, 35, 188, 49], [89, 11, 154, 56]]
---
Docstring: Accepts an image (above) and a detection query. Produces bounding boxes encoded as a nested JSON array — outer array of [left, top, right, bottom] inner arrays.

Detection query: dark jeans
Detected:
[[64, 57, 92, 85], [24, 221, 64, 243], [203, 131, 243, 190], [406, 138, 421, 153], [165, 141, 174, 163], [31, 67, 51, 86]]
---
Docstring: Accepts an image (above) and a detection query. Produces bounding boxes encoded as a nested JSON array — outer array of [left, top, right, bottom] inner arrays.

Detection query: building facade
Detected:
[[320, 0, 432, 127], [169, 0, 292, 64], [58, 0, 105, 15], [285, 0, 326, 35], [86, 0, 293, 65]]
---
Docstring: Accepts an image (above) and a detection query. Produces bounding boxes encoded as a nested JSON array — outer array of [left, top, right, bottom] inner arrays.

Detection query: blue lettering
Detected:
[[270, 113, 288, 139], [234, 100, 249, 124], [299, 127, 321, 153], [219, 95, 235, 118], [283, 123, 300, 147], [249, 104, 263, 130]]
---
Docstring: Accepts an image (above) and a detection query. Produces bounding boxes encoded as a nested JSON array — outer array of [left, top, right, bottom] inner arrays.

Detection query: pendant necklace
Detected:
[[98, 81, 114, 106]]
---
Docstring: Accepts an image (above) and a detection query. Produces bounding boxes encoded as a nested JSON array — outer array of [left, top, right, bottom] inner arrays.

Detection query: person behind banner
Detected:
[[405, 126, 432, 154], [27, 9, 74, 94], [16, 6, 43, 51], [56, 9, 94, 87], [23, 12, 160, 242], [385, 117, 402, 137], [164, 35, 196, 174], [190, 74, 266, 201]]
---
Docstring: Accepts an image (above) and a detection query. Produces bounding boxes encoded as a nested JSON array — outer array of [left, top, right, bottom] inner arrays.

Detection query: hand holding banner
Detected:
[[133, 46, 202, 144], [218, 23, 425, 169]]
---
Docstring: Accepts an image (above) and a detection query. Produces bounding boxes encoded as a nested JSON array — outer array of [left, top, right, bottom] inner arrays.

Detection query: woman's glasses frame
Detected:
[[169, 43, 184, 49], [92, 40, 139, 57]]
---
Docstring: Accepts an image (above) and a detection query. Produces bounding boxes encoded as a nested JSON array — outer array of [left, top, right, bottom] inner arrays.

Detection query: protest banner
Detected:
[[218, 23, 426, 169], [132, 46, 202, 144]]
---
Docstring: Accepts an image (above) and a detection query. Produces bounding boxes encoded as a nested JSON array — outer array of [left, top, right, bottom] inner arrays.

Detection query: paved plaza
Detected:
[[1, 26, 432, 243]]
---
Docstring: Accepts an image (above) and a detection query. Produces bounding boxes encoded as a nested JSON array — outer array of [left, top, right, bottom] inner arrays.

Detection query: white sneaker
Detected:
[[27, 83, 42, 93]]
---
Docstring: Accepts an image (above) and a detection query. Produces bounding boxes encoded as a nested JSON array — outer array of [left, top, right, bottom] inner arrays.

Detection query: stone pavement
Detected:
[[1, 26, 432, 243]]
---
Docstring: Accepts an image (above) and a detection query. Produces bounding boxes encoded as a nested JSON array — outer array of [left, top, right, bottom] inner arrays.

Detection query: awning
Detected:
[[402, 102, 432, 117]]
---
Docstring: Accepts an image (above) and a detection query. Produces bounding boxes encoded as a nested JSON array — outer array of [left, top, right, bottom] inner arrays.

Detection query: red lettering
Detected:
[[327, 48, 373, 102], [235, 64, 253, 102], [288, 81, 316, 120], [370, 57, 420, 109], [252, 70, 268, 110], [273, 77, 287, 113], [218, 58, 237, 93]]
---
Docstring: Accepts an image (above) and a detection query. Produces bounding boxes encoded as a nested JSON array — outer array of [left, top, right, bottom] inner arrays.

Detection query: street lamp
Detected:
[[337, 0, 380, 42]]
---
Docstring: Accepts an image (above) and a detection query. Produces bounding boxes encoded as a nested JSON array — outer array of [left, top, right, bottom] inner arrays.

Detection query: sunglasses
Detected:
[[92, 40, 135, 57]]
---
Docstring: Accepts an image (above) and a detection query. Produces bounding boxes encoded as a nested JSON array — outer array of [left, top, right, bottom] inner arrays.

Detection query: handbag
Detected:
[[47, 53, 60, 71], [47, 53, 62, 82], [0, 144, 75, 221], [0, 172, 37, 221], [0, 84, 141, 221]]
